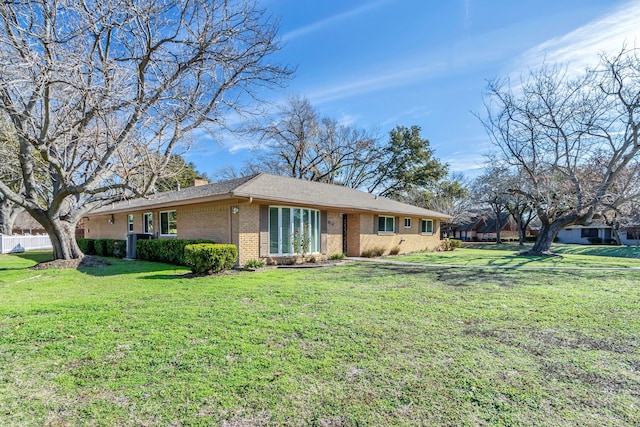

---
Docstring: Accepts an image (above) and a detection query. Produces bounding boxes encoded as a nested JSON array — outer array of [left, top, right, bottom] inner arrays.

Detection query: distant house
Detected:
[[443, 212, 518, 241], [557, 224, 640, 245], [85, 173, 452, 265]]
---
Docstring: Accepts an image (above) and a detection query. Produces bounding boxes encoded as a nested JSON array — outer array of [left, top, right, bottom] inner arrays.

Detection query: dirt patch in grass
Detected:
[[29, 255, 111, 270]]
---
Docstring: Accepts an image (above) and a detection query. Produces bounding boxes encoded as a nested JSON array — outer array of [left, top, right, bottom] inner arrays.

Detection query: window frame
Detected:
[[378, 215, 395, 234], [420, 219, 434, 235], [127, 214, 134, 233], [580, 228, 598, 238], [404, 217, 412, 229], [143, 212, 153, 234], [159, 210, 177, 236], [269, 206, 320, 256]]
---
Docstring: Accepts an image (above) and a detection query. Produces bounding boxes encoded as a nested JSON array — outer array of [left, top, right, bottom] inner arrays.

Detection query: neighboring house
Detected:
[[557, 224, 640, 245], [85, 173, 452, 265], [11, 211, 46, 235], [444, 212, 518, 241]]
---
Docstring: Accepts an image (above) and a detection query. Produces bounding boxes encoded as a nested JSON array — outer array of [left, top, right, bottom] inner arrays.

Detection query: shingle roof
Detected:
[[91, 173, 452, 219], [476, 212, 510, 233]]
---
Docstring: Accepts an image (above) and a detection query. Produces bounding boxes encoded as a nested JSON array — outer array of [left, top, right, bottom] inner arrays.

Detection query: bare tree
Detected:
[[246, 95, 381, 185], [403, 172, 469, 220], [0, 0, 292, 259], [480, 48, 640, 254], [0, 117, 23, 234], [471, 166, 510, 244]]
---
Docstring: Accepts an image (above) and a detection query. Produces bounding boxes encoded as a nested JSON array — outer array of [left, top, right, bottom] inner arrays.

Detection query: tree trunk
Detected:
[[0, 199, 21, 235], [526, 221, 566, 255], [31, 212, 83, 259], [518, 221, 526, 246], [612, 227, 623, 246]]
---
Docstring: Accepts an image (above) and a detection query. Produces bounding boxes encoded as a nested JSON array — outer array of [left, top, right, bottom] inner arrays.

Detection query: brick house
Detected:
[[84, 173, 452, 265]]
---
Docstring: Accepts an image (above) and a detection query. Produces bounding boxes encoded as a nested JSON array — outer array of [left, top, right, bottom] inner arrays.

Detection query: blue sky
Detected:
[[186, 0, 640, 180]]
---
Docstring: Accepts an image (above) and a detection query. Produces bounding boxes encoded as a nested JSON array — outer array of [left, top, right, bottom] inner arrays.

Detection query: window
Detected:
[[421, 219, 433, 234], [378, 216, 395, 233], [404, 218, 412, 228], [269, 207, 320, 255], [127, 214, 134, 233], [581, 228, 598, 238], [143, 213, 153, 234], [160, 210, 177, 236], [627, 229, 640, 240]]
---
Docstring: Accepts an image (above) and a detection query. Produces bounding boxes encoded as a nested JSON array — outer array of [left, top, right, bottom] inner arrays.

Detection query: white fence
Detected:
[[0, 234, 52, 254]]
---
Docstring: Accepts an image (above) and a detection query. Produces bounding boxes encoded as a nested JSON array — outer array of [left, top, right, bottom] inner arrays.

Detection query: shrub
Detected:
[[389, 246, 401, 256], [90, 238, 126, 258], [437, 238, 461, 252], [525, 235, 537, 242], [94, 239, 108, 256], [330, 253, 346, 260], [587, 237, 603, 244], [136, 239, 214, 266], [184, 244, 238, 274], [76, 238, 96, 255], [361, 247, 385, 258], [245, 259, 266, 269]]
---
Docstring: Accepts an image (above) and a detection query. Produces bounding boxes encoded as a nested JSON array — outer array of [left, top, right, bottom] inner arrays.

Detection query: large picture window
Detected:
[[160, 210, 177, 236], [581, 228, 598, 238], [378, 216, 395, 233], [269, 207, 320, 255]]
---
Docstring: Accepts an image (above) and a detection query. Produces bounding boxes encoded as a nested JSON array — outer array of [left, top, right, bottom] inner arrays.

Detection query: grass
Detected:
[[1, 250, 640, 425], [397, 245, 640, 268]]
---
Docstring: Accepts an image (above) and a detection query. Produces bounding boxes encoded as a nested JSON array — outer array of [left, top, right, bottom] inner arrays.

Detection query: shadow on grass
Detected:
[[13, 251, 54, 263], [78, 258, 187, 277]]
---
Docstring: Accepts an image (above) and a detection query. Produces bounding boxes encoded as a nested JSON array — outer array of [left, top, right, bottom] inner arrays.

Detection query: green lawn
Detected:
[[1, 251, 640, 426], [397, 245, 640, 268]]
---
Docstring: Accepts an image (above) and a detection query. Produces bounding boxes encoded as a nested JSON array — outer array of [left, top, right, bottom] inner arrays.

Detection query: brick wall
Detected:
[[237, 204, 260, 265], [359, 214, 442, 255]]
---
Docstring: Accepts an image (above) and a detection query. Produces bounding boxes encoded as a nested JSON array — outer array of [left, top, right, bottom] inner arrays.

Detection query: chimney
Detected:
[[191, 176, 208, 187]]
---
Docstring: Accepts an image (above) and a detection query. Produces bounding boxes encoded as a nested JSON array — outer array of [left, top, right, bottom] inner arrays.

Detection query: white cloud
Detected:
[[512, 0, 640, 75], [281, 0, 390, 42]]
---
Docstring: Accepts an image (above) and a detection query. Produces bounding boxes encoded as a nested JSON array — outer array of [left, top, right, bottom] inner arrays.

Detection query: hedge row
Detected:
[[184, 244, 238, 274], [135, 239, 214, 266], [76, 238, 126, 258]]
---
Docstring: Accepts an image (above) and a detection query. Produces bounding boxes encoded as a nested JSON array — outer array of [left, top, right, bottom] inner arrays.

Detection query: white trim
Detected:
[[420, 219, 434, 235], [159, 210, 177, 236], [268, 206, 320, 255], [143, 212, 153, 234], [404, 217, 412, 229], [378, 215, 395, 234]]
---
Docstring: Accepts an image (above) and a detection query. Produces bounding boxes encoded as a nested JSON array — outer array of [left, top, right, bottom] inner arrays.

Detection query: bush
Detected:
[[94, 239, 108, 256], [136, 239, 214, 266], [76, 238, 96, 255], [587, 237, 603, 244], [245, 259, 266, 269], [77, 238, 126, 258], [90, 238, 126, 258], [330, 253, 346, 260], [525, 235, 537, 242], [437, 238, 461, 252], [184, 244, 238, 274], [389, 246, 401, 256], [361, 247, 385, 258]]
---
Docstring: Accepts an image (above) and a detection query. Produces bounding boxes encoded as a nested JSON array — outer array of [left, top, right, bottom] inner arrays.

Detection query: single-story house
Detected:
[[557, 224, 640, 245], [443, 212, 518, 242], [85, 173, 452, 265]]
